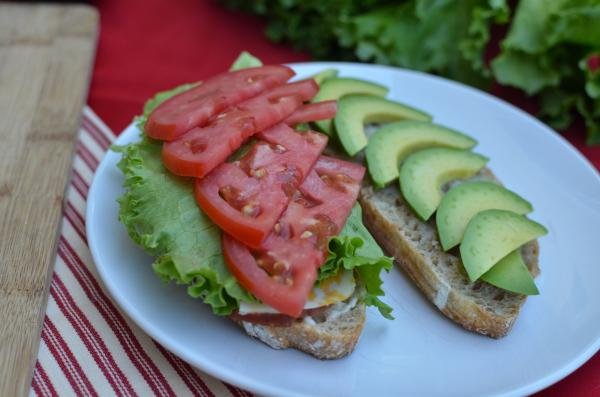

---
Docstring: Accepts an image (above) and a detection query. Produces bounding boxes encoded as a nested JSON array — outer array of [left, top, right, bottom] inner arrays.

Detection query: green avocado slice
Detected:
[[310, 68, 339, 86], [436, 181, 533, 251], [312, 78, 389, 134], [335, 95, 431, 156], [460, 209, 548, 282], [480, 250, 539, 295], [366, 120, 476, 188], [399, 148, 488, 221]]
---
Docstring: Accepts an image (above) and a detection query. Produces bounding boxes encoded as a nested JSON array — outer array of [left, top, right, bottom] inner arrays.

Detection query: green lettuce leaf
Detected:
[[116, 52, 393, 317], [502, 0, 600, 53], [492, 0, 600, 142], [459, 0, 509, 78], [492, 50, 561, 95], [577, 95, 600, 144], [501, 0, 562, 54], [335, 0, 509, 87], [581, 55, 600, 100], [116, 134, 254, 315], [319, 205, 394, 319], [579, 55, 600, 143], [548, 2, 600, 48], [538, 87, 579, 130], [230, 51, 263, 70], [119, 76, 254, 316]]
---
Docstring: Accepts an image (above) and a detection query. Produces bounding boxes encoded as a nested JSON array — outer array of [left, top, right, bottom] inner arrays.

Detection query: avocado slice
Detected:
[[436, 181, 533, 251], [313, 78, 389, 134], [480, 250, 539, 295], [366, 121, 476, 188], [310, 68, 338, 86], [335, 95, 432, 156], [399, 148, 488, 221], [460, 209, 548, 281]]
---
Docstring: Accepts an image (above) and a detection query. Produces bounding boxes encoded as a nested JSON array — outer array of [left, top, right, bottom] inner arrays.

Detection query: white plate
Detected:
[[87, 62, 600, 397]]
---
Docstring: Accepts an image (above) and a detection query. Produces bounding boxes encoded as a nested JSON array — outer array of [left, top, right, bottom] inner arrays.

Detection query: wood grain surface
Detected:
[[0, 3, 98, 395]]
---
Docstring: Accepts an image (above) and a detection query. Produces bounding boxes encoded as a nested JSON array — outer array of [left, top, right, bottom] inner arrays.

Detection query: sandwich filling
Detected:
[[238, 269, 355, 315], [115, 52, 393, 324]]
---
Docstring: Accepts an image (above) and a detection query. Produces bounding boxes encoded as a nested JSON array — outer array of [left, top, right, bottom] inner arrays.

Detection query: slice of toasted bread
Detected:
[[359, 169, 539, 338], [232, 297, 366, 360]]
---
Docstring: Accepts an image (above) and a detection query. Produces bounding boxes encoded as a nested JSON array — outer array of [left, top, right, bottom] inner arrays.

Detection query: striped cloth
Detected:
[[30, 107, 254, 397]]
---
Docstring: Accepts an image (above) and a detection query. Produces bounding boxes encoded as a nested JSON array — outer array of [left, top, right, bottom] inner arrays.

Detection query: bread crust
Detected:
[[359, 170, 540, 338], [232, 301, 366, 359]]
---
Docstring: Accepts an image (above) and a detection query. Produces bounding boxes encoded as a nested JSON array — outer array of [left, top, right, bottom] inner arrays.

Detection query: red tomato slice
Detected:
[[255, 78, 318, 102], [284, 100, 337, 126], [195, 123, 328, 248], [222, 234, 320, 318], [222, 156, 365, 317], [279, 156, 365, 242], [146, 65, 295, 141], [162, 80, 319, 178]]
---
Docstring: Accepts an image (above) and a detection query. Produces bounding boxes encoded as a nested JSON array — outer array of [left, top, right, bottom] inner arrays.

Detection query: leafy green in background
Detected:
[[220, 1, 386, 60], [220, 0, 508, 85], [492, 0, 600, 143], [336, 0, 509, 87], [220, 0, 600, 143]]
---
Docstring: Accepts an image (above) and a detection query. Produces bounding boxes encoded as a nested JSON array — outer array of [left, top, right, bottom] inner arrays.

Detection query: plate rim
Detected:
[[86, 61, 600, 397]]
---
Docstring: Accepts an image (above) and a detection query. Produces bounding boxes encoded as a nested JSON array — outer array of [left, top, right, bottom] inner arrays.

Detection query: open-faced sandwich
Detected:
[[115, 53, 394, 359], [305, 59, 548, 338], [116, 52, 547, 361]]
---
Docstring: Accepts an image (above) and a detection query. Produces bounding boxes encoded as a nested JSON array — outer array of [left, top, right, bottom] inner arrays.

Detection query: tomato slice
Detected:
[[222, 233, 321, 318], [257, 78, 318, 102], [195, 123, 328, 248], [146, 65, 295, 141], [222, 156, 365, 317], [279, 156, 365, 240], [162, 80, 319, 178], [284, 100, 337, 126]]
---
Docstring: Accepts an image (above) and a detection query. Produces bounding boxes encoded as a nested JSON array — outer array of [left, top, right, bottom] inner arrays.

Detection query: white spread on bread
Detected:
[[325, 296, 358, 321]]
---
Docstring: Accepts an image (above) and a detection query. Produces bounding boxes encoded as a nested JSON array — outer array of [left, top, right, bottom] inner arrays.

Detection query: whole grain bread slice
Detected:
[[359, 169, 539, 338], [232, 295, 366, 360]]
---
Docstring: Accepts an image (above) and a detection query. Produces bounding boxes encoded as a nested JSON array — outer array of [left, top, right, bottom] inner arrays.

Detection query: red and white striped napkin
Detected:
[[30, 107, 254, 397]]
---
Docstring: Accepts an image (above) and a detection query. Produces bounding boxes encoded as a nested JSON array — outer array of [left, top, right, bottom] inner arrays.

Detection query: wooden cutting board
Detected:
[[0, 3, 98, 395]]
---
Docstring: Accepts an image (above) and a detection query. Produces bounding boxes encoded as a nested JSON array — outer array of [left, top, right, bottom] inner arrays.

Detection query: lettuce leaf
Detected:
[[320, 205, 394, 319], [334, 0, 509, 88], [116, 135, 254, 315], [229, 51, 263, 70], [492, 50, 561, 95], [116, 52, 393, 318], [459, 0, 509, 78]]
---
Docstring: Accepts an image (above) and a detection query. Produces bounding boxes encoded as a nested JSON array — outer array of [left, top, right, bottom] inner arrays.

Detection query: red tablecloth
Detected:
[[87, 0, 600, 395]]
